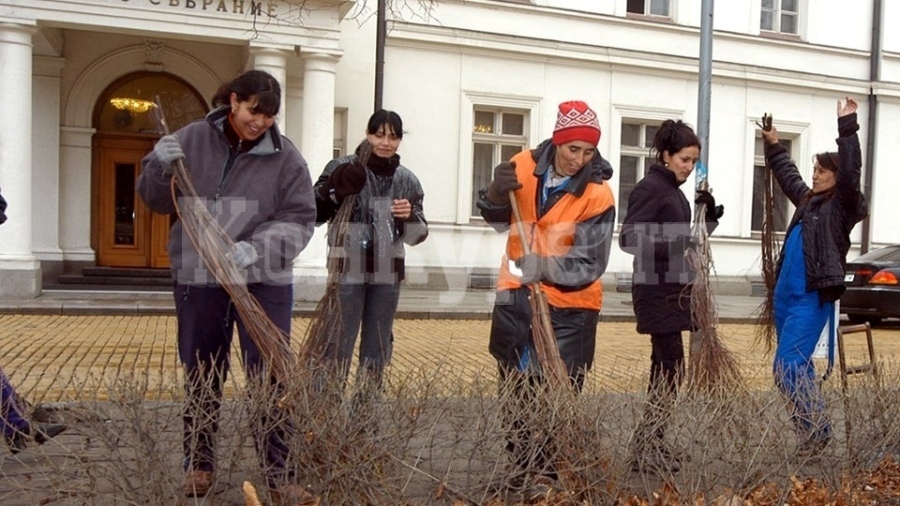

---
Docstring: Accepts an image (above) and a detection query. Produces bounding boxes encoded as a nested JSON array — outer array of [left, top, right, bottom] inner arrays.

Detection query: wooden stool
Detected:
[[836, 322, 879, 455]]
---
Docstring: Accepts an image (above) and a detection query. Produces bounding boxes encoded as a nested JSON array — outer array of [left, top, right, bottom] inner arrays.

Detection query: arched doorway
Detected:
[[92, 72, 208, 268]]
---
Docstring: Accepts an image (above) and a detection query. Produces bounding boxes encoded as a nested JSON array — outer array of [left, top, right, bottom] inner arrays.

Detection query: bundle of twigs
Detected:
[[151, 97, 296, 383], [507, 191, 578, 491], [755, 113, 780, 353], [508, 194, 572, 394], [298, 142, 374, 366], [686, 182, 744, 393]]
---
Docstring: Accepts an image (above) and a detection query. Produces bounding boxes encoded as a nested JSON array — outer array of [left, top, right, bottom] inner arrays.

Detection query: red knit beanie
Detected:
[[552, 100, 601, 147]]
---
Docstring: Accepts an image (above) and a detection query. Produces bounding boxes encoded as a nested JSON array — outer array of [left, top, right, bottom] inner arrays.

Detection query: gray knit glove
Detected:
[[153, 135, 184, 175], [227, 241, 259, 269]]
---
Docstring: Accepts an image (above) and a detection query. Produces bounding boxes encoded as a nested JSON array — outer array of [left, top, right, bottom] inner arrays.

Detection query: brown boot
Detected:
[[270, 484, 317, 506], [182, 470, 213, 497]]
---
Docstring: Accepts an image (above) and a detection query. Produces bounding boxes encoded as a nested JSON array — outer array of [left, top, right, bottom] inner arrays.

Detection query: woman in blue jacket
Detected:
[[761, 97, 868, 456]]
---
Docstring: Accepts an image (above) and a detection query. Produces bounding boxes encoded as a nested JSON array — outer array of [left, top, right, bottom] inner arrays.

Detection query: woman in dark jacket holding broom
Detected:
[[478, 100, 616, 489], [312, 109, 428, 405], [761, 97, 867, 456], [619, 119, 723, 472], [137, 70, 316, 505]]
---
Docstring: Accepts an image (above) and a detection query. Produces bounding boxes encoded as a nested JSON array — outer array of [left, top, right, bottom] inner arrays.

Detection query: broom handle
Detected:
[[508, 191, 571, 391], [508, 193, 531, 256]]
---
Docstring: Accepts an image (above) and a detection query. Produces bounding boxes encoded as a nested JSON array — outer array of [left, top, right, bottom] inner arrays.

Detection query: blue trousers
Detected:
[[773, 296, 834, 443], [321, 281, 400, 393], [174, 282, 294, 489], [0, 368, 30, 437]]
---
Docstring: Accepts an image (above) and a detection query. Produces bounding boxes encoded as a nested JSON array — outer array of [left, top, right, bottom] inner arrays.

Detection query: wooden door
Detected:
[[96, 137, 171, 268]]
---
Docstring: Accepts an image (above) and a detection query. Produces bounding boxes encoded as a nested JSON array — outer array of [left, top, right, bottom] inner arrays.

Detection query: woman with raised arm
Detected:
[[761, 98, 868, 456]]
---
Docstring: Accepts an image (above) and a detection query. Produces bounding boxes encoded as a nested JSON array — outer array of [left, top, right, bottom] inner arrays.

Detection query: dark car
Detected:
[[840, 244, 900, 325]]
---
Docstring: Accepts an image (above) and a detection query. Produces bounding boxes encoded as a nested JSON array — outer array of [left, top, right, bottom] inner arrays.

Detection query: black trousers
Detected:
[[491, 287, 599, 475], [636, 331, 685, 446], [175, 282, 295, 489]]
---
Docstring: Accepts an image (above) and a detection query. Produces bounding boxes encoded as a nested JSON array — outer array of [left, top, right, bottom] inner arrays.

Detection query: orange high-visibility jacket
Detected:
[[490, 141, 616, 311]]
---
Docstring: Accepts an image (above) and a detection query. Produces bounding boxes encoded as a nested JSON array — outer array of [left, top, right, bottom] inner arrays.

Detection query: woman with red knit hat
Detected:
[[478, 100, 617, 490]]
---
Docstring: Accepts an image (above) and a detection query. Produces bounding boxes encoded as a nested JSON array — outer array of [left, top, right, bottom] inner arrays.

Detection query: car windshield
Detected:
[[851, 245, 900, 263]]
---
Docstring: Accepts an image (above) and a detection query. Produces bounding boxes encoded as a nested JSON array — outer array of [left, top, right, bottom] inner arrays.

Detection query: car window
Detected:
[[851, 245, 900, 263]]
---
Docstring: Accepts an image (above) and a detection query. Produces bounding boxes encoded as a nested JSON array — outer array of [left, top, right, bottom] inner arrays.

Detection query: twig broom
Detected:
[[508, 193, 572, 394], [686, 178, 744, 393], [298, 141, 374, 367], [754, 114, 780, 354]]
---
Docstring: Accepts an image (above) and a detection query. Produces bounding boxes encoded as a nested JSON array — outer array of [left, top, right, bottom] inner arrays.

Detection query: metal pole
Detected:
[[374, 0, 386, 112], [696, 0, 714, 189], [690, 0, 714, 360], [862, 0, 883, 254]]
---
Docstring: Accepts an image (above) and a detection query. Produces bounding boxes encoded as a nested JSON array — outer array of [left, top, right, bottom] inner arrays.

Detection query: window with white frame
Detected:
[[751, 136, 792, 233], [471, 107, 528, 217], [333, 109, 347, 159], [618, 120, 660, 224], [761, 0, 799, 35], [627, 0, 671, 17]]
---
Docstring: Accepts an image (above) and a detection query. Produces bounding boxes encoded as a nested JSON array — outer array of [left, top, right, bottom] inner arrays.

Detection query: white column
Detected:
[[292, 51, 339, 294], [32, 56, 65, 267], [299, 52, 338, 184], [284, 82, 304, 143], [247, 45, 291, 133], [58, 127, 97, 263], [0, 21, 40, 297]]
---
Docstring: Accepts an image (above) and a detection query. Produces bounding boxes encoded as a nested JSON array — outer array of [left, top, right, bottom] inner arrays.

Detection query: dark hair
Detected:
[[367, 109, 404, 139], [815, 152, 840, 172], [652, 119, 701, 164], [211, 70, 281, 116]]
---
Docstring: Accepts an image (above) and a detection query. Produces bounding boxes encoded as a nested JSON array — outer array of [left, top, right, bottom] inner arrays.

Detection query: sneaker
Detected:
[[182, 470, 213, 498], [4, 431, 27, 454], [4, 424, 66, 454], [270, 483, 317, 506], [795, 437, 831, 458], [631, 445, 683, 473], [526, 474, 557, 501], [33, 424, 67, 445]]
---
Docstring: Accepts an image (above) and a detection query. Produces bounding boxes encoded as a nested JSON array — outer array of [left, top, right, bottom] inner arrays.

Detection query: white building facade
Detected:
[[0, 0, 897, 298]]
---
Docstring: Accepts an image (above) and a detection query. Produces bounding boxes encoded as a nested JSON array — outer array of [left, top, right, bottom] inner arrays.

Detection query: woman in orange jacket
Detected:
[[478, 100, 616, 488]]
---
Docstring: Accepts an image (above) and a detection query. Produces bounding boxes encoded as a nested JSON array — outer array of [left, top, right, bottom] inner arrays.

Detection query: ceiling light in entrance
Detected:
[[109, 98, 156, 114]]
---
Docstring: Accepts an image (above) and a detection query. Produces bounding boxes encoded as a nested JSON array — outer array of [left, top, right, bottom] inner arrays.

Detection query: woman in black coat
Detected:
[[619, 119, 723, 472]]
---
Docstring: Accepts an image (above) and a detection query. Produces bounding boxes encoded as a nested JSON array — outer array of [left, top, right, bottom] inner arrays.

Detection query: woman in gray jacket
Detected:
[[137, 70, 316, 505], [313, 109, 428, 409]]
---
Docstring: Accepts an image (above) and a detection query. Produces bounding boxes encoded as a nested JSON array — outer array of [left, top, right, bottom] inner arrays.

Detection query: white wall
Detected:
[[326, 0, 899, 283], [15, 0, 900, 290]]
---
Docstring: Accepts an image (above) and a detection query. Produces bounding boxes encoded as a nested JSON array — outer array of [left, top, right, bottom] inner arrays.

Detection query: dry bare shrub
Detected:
[[5, 354, 900, 504]]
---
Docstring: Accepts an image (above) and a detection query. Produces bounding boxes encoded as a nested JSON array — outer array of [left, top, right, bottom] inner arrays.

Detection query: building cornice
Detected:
[[387, 21, 873, 95]]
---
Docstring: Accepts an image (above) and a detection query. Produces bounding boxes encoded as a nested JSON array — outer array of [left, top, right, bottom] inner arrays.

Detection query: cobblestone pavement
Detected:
[[2, 315, 899, 404], [1, 313, 899, 505]]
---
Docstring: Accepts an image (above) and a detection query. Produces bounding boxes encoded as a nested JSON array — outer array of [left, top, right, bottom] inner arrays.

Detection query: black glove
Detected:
[[322, 162, 367, 202], [0, 189, 6, 225], [668, 235, 699, 258], [486, 161, 522, 204], [515, 253, 545, 285], [695, 190, 724, 222]]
